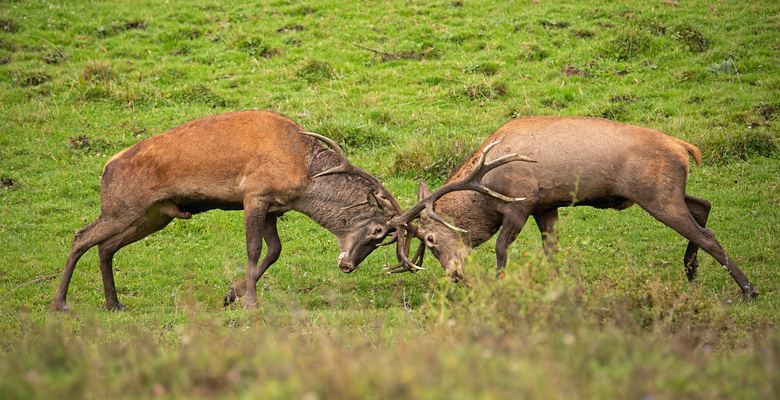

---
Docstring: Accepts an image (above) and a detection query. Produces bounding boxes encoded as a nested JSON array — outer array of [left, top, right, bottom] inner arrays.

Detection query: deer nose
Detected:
[[446, 260, 463, 282], [338, 252, 355, 273]]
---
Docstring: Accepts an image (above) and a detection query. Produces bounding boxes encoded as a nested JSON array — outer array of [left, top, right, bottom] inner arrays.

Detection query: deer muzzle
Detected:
[[338, 251, 355, 273]]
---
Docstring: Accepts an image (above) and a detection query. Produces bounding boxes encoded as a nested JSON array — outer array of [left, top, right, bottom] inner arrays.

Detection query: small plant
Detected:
[[170, 84, 234, 108], [297, 60, 334, 82], [707, 59, 737, 76], [68, 134, 111, 153], [240, 37, 280, 59], [518, 43, 549, 61], [392, 137, 479, 180], [1, 18, 19, 33], [673, 24, 710, 53], [462, 62, 500, 76], [13, 70, 49, 87], [606, 24, 655, 60], [83, 60, 115, 83], [461, 81, 508, 100]]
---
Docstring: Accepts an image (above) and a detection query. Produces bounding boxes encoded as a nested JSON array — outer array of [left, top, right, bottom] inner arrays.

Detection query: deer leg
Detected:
[[53, 218, 122, 312], [243, 201, 269, 307], [97, 212, 174, 311], [225, 214, 281, 306], [495, 214, 529, 278], [534, 209, 560, 262], [682, 195, 711, 282], [638, 198, 758, 302]]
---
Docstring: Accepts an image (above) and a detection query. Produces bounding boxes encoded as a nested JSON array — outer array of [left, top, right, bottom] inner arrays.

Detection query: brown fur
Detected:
[[417, 116, 758, 301], [53, 110, 400, 311]]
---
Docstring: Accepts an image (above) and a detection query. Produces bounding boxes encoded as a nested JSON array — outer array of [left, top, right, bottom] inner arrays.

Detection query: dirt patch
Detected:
[[1, 177, 20, 190], [354, 44, 438, 62], [277, 25, 304, 33], [756, 104, 779, 120], [610, 94, 643, 103], [541, 20, 569, 29], [562, 66, 588, 77], [571, 29, 594, 39]]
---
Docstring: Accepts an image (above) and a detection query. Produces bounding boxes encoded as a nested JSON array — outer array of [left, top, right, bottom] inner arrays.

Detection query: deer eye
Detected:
[[374, 226, 383, 235], [426, 235, 435, 245]]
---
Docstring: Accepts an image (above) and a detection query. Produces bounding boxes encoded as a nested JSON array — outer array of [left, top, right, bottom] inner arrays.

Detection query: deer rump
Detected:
[[400, 116, 758, 302]]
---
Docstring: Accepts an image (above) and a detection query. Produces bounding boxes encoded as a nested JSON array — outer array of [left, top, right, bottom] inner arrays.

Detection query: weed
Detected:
[[83, 60, 115, 83], [673, 25, 710, 53], [297, 60, 334, 82], [1, 19, 19, 34], [606, 24, 655, 60], [68, 134, 112, 154], [240, 37, 280, 59], [462, 62, 500, 76], [170, 84, 235, 108], [12, 70, 49, 87], [393, 137, 479, 180], [518, 43, 549, 61], [701, 130, 779, 164], [461, 81, 508, 100], [707, 59, 737, 76], [309, 116, 390, 150]]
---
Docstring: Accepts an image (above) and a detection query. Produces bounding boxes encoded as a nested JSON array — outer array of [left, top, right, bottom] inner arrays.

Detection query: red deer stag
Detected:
[[53, 110, 404, 311], [390, 116, 759, 302]]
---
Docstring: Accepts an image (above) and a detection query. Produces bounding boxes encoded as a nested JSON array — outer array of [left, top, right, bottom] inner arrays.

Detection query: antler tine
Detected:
[[425, 203, 468, 233], [301, 131, 356, 178], [386, 226, 426, 273], [376, 231, 398, 247], [390, 142, 536, 229]]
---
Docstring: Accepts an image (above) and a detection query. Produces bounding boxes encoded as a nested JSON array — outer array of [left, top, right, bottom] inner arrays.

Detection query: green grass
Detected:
[[1, 0, 779, 398]]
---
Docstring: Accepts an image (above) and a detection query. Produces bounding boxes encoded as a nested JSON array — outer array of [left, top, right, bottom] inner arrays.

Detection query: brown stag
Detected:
[[390, 116, 759, 302], [53, 110, 405, 311]]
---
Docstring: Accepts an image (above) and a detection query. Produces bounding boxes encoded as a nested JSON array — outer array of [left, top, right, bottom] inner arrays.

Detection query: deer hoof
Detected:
[[108, 302, 130, 312], [224, 287, 236, 306]]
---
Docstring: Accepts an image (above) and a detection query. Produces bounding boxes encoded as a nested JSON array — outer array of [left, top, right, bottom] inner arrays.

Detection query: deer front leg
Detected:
[[225, 214, 281, 306], [494, 214, 529, 278]]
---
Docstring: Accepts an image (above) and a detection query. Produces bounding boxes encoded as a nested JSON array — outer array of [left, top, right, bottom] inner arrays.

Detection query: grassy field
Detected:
[[1, 0, 779, 398]]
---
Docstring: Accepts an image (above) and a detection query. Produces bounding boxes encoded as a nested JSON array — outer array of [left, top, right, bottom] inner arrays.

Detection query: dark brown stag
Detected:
[[391, 116, 759, 302], [53, 110, 404, 311]]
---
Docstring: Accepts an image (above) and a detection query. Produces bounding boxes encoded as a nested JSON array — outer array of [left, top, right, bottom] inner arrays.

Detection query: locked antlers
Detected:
[[386, 141, 536, 273]]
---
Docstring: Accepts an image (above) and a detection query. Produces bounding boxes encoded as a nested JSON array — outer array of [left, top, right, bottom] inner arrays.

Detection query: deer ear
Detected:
[[417, 180, 432, 201], [367, 192, 384, 214]]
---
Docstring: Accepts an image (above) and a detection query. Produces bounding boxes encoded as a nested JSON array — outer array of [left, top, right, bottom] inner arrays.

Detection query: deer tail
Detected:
[[681, 140, 702, 167]]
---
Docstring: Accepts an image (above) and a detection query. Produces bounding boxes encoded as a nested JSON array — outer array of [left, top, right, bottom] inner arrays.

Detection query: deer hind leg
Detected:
[[53, 217, 127, 311], [682, 195, 711, 282], [224, 214, 281, 306], [96, 206, 175, 310], [242, 201, 272, 307], [637, 197, 758, 302]]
